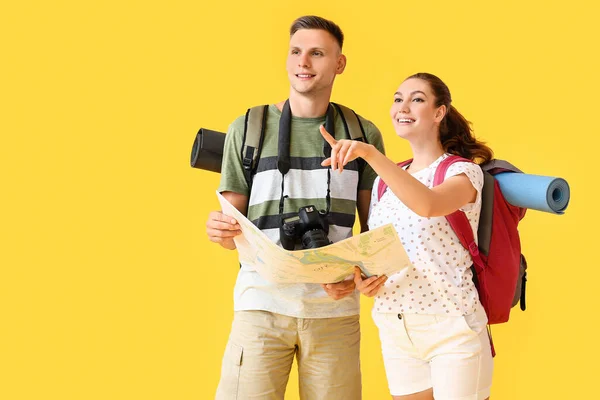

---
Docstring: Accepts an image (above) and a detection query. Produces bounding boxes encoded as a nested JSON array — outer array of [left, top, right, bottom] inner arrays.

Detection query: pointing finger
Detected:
[[319, 124, 337, 147]]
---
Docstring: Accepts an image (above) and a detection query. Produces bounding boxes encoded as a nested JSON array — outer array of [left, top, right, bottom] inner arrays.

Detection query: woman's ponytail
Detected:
[[441, 105, 493, 164]]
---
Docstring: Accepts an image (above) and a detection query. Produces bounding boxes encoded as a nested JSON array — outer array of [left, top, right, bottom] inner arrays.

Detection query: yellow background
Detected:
[[2, 1, 598, 399]]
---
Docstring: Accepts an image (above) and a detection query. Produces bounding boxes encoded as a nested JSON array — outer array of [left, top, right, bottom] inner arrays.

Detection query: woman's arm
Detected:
[[320, 126, 477, 217]]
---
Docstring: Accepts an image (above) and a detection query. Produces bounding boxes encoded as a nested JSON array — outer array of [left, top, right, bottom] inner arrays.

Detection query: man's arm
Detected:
[[356, 189, 372, 233], [205, 191, 248, 250], [206, 114, 250, 250], [222, 191, 249, 216]]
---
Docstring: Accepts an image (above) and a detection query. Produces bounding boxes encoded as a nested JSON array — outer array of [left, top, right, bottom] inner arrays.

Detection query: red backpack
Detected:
[[377, 156, 528, 326]]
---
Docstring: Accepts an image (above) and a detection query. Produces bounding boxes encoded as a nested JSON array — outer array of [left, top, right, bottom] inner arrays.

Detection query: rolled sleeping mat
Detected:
[[190, 128, 226, 172], [494, 172, 570, 214]]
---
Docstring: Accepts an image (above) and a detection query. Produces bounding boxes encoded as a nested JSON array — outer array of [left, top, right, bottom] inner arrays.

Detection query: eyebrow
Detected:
[[290, 46, 327, 52], [394, 90, 427, 97]]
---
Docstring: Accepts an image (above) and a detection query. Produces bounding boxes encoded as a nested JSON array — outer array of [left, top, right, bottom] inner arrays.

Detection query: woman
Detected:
[[320, 72, 494, 400]]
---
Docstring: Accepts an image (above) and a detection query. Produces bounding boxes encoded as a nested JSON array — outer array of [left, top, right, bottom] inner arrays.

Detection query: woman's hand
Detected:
[[353, 267, 387, 297], [320, 125, 373, 172]]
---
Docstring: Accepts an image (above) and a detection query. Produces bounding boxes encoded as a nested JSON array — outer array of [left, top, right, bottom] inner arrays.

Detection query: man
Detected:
[[205, 15, 385, 400]]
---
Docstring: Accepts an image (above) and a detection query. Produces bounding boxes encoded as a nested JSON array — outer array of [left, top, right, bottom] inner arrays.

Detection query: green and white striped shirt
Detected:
[[218, 104, 384, 318]]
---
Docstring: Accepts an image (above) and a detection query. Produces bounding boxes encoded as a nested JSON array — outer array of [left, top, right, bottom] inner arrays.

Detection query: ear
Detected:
[[336, 54, 347, 74], [434, 105, 447, 123]]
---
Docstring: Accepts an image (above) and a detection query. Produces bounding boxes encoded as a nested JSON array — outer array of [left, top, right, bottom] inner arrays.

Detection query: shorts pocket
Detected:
[[460, 307, 488, 335], [216, 343, 243, 400]]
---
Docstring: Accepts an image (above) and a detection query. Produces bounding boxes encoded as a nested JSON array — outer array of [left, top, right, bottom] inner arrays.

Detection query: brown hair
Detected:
[[290, 15, 344, 50], [406, 72, 493, 164]]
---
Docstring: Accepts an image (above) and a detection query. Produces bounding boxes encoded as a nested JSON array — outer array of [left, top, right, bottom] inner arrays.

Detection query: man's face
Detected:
[[286, 29, 346, 97]]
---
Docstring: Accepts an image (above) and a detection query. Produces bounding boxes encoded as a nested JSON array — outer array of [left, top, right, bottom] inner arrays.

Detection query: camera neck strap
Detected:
[[277, 99, 334, 215]]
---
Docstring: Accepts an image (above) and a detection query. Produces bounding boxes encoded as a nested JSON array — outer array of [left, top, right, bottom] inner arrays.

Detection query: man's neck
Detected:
[[275, 91, 332, 118]]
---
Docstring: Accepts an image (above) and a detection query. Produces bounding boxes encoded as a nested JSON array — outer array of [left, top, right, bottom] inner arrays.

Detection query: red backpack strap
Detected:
[[433, 155, 472, 185], [433, 156, 485, 271], [377, 159, 413, 201]]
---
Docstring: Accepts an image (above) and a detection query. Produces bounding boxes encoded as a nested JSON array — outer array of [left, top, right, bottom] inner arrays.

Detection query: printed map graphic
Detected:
[[218, 192, 412, 283]]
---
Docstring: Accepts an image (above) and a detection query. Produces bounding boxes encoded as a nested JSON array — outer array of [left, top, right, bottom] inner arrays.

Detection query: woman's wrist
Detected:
[[362, 143, 378, 162]]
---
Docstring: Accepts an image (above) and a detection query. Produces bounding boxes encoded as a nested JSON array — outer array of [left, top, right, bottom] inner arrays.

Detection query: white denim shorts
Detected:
[[372, 306, 493, 400]]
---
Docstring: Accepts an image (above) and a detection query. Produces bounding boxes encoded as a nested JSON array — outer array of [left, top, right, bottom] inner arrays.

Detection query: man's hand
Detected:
[[353, 267, 387, 297], [321, 279, 356, 300], [206, 211, 242, 250]]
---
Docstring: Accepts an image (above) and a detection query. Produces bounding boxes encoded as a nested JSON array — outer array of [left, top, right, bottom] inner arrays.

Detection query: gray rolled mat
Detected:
[[494, 172, 570, 214]]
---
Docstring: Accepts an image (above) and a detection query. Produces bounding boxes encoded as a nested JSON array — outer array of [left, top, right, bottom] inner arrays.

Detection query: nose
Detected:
[[397, 102, 409, 115], [298, 53, 311, 68]]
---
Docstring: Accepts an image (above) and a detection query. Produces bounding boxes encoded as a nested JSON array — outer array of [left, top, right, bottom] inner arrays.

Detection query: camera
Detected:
[[280, 206, 331, 250]]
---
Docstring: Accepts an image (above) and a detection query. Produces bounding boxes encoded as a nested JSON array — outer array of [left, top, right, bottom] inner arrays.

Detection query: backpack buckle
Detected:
[[242, 157, 252, 171], [242, 146, 255, 171], [469, 242, 479, 256]]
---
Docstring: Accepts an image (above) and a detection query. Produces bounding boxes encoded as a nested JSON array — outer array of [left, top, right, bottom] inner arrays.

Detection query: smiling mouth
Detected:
[[296, 74, 315, 79], [397, 118, 415, 123]]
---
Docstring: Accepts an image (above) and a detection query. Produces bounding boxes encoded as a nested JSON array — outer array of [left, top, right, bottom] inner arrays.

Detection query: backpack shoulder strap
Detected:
[[433, 155, 472, 185], [433, 155, 485, 270], [331, 103, 368, 143], [242, 105, 268, 189], [377, 159, 413, 201], [481, 159, 522, 175]]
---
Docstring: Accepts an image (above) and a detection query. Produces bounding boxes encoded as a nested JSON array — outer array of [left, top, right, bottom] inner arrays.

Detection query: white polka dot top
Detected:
[[368, 153, 484, 316]]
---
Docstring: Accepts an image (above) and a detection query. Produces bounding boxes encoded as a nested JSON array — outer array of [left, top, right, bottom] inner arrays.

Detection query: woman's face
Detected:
[[389, 78, 445, 140]]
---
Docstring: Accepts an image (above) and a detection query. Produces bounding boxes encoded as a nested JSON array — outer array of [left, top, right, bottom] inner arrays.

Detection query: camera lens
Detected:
[[301, 229, 331, 249]]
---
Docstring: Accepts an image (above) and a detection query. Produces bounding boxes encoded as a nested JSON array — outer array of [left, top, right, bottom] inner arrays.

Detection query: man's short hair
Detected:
[[290, 15, 344, 50]]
